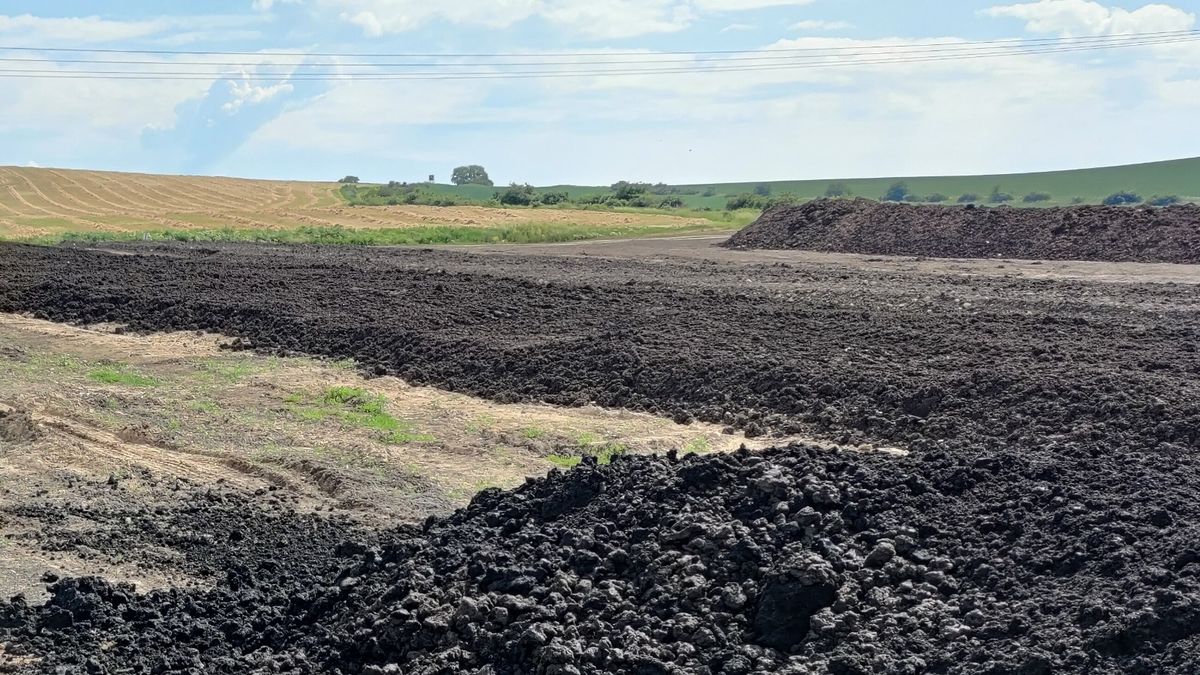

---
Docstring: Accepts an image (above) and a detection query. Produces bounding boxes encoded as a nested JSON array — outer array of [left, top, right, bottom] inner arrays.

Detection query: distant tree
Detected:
[[1102, 191, 1142, 206], [701, 187, 718, 197], [957, 193, 980, 203], [659, 196, 685, 209], [338, 175, 360, 184], [1022, 191, 1052, 203], [451, 165, 493, 186], [1070, 196, 1085, 204], [1147, 194, 1181, 206], [988, 186, 1014, 203], [882, 181, 911, 202], [496, 183, 535, 206], [753, 184, 772, 197], [825, 182, 851, 198], [919, 193, 947, 203], [611, 181, 651, 200]]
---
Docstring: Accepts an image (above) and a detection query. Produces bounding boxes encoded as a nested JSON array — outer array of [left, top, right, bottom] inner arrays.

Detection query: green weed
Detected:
[[191, 399, 220, 414], [684, 437, 712, 455], [546, 441, 627, 470], [466, 414, 497, 434], [88, 367, 159, 387], [522, 426, 547, 440], [286, 386, 433, 445]]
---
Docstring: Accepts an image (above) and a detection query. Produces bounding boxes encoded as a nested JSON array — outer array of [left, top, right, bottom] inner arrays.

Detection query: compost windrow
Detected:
[[724, 198, 1200, 263], [0, 242, 1198, 673]]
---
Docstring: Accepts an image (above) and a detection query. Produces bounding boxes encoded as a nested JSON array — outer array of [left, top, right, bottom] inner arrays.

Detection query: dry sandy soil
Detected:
[[0, 312, 776, 600], [0, 167, 706, 239]]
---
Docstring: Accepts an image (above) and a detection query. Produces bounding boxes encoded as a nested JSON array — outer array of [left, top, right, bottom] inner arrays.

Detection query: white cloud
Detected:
[[326, 0, 815, 38], [693, 0, 813, 9], [223, 79, 296, 113], [0, 13, 172, 44], [544, 1, 696, 38], [720, 23, 755, 32], [983, 1, 1195, 36], [25, 161, 40, 168], [253, 0, 304, 10], [792, 19, 853, 31]]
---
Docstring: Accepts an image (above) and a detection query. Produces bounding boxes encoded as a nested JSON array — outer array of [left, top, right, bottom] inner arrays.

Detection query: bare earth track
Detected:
[[0, 238, 1199, 673]]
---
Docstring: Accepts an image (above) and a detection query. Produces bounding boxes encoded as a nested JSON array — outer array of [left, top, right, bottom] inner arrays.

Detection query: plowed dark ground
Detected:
[[0, 240, 1199, 674]]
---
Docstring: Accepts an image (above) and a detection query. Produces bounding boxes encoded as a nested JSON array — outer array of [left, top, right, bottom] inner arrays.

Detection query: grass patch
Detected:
[[576, 431, 602, 447], [684, 437, 712, 455], [466, 414, 497, 434], [547, 454, 582, 469], [88, 367, 159, 387], [286, 386, 434, 445], [199, 359, 255, 383], [522, 426, 547, 440], [253, 444, 389, 476], [191, 399, 221, 414], [13, 221, 736, 247], [546, 439, 628, 469]]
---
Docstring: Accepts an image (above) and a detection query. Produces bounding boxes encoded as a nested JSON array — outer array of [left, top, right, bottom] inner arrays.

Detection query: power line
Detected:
[[0, 28, 1195, 59], [0, 31, 1192, 68], [0, 32, 1192, 81]]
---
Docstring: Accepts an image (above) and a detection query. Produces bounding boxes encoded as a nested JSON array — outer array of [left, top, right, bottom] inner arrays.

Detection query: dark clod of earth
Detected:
[[1, 241, 1199, 673], [0, 407, 39, 444], [724, 198, 1200, 263]]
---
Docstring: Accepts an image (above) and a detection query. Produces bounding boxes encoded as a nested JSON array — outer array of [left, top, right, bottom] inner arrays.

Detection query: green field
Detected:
[[409, 156, 1200, 209]]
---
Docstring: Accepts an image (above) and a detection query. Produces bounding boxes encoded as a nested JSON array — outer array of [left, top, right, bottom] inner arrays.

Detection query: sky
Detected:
[[0, 0, 1198, 185]]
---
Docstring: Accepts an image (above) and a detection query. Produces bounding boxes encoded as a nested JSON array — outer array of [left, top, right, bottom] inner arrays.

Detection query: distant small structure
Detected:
[[428, 174, 435, 183]]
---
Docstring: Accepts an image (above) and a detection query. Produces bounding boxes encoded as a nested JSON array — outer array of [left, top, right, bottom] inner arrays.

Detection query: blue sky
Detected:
[[1, 0, 1197, 184]]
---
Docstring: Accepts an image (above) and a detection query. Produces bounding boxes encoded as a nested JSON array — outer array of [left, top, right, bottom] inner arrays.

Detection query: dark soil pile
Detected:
[[0, 407, 38, 443], [723, 198, 1200, 263], [1, 471, 368, 583], [5, 443, 1199, 674], [0, 243, 1198, 673]]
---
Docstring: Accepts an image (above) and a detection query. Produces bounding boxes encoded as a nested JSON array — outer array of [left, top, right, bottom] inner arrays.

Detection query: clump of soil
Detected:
[[723, 198, 1200, 263], [0, 408, 38, 443], [4, 443, 1200, 674]]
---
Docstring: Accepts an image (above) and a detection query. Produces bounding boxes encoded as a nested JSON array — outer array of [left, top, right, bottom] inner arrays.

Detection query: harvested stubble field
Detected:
[[0, 238, 1199, 673], [0, 167, 712, 242]]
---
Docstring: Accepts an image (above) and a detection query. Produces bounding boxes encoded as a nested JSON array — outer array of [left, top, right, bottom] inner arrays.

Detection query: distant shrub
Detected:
[[766, 194, 801, 208], [753, 184, 772, 197], [497, 183, 536, 206], [922, 193, 949, 203], [725, 193, 767, 210], [957, 193, 980, 203], [825, 182, 851, 198], [882, 181, 910, 202], [701, 187, 718, 197], [1022, 192, 1052, 203], [537, 191, 569, 206], [1147, 194, 1181, 207], [1071, 196, 1085, 204], [659, 196, 684, 208], [338, 175, 359, 184], [988, 186, 1014, 203], [1102, 191, 1142, 206], [648, 183, 700, 196]]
